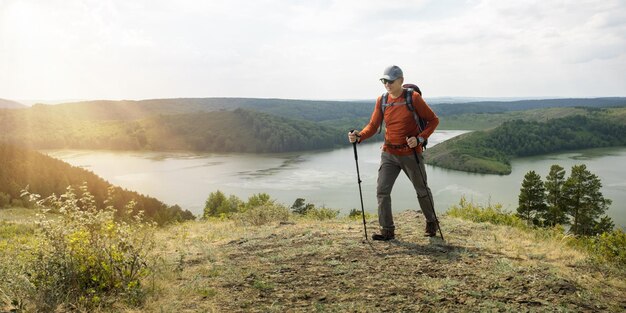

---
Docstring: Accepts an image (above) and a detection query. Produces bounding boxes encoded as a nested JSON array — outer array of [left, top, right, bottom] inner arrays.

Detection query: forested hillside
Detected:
[[426, 107, 626, 174], [0, 108, 348, 152], [27, 97, 626, 122], [433, 97, 626, 116], [0, 143, 194, 224], [27, 97, 373, 122], [1, 97, 625, 154], [437, 107, 594, 130]]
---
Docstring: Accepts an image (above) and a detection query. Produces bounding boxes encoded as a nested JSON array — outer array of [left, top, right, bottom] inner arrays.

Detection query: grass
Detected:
[[2, 207, 625, 312]]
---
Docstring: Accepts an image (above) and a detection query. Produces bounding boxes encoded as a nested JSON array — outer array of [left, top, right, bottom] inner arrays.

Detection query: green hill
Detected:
[[34, 97, 626, 122], [0, 143, 194, 224], [0, 108, 348, 152], [437, 107, 594, 130], [433, 97, 626, 116], [2, 97, 625, 154], [29, 97, 373, 122], [427, 107, 626, 174]]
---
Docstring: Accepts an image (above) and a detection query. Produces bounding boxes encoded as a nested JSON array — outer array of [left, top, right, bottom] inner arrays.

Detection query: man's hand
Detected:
[[406, 136, 418, 148], [348, 130, 360, 143]]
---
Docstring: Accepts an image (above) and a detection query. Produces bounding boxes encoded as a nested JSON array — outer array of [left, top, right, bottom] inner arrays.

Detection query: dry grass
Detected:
[[2, 209, 625, 312], [131, 211, 625, 312]]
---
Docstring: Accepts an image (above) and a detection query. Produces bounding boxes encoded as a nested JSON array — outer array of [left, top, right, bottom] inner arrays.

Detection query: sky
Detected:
[[1, 0, 625, 102]]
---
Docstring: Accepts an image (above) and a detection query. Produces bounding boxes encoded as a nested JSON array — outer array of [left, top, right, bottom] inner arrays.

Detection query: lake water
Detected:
[[44, 130, 626, 228]]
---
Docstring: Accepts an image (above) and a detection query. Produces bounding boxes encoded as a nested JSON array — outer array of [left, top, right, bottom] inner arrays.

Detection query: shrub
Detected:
[[348, 208, 373, 221], [203, 191, 291, 225], [203, 191, 242, 219], [0, 192, 10, 208], [591, 229, 626, 265], [448, 196, 625, 267], [246, 193, 272, 209], [10, 198, 25, 208], [17, 184, 156, 311], [232, 203, 290, 226], [446, 196, 526, 229], [569, 229, 626, 266], [0, 222, 37, 311], [305, 206, 340, 220]]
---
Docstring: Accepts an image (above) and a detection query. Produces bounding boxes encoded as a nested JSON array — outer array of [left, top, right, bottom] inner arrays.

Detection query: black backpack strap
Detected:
[[378, 92, 389, 134], [406, 89, 428, 148], [405, 89, 423, 133]]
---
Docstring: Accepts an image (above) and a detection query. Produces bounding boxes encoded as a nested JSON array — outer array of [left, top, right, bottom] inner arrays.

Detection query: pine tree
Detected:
[[562, 164, 613, 236], [291, 198, 307, 214], [517, 170, 547, 226], [543, 164, 568, 226]]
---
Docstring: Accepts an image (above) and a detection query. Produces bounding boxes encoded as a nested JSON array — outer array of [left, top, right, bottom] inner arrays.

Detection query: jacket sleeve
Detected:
[[413, 92, 439, 139], [357, 96, 383, 142]]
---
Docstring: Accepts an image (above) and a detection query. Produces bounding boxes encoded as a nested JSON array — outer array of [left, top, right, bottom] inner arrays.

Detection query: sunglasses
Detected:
[[380, 79, 396, 84]]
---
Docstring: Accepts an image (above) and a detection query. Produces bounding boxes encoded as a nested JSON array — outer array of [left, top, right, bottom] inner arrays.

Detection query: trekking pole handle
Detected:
[[350, 130, 359, 160]]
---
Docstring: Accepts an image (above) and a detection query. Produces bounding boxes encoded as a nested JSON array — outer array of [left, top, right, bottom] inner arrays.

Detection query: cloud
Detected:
[[1, 0, 625, 100]]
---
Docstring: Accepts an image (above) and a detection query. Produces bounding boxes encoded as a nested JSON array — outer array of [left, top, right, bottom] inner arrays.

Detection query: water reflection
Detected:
[[237, 155, 306, 178], [42, 131, 626, 228]]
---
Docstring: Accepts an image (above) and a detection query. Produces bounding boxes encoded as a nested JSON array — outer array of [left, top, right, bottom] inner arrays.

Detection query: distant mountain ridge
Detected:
[[0, 98, 26, 109], [30, 97, 626, 121], [0, 108, 347, 152], [31, 97, 372, 122], [1, 96, 625, 156], [432, 97, 626, 116]]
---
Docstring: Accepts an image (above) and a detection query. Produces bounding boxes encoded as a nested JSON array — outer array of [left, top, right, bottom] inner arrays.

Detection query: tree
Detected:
[[203, 191, 241, 218], [246, 193, 272, 209], [594, 216, 615, 235], [291, 198, 306, 214], [562, 164, 613, 236], [291, 198, 315, 215], [543, 165, 568, 226], [517, 170, 547, 226]]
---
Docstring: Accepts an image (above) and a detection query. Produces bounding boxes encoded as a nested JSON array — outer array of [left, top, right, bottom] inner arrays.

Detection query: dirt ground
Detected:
[[145, 211, 626, 313]]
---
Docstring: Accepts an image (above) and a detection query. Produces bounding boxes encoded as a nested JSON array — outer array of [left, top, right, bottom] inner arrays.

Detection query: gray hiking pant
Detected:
[[377, 151, 436, 230]]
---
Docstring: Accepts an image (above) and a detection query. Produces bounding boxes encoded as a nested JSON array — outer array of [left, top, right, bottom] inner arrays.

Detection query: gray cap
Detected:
[[380, 65, 403, 81]]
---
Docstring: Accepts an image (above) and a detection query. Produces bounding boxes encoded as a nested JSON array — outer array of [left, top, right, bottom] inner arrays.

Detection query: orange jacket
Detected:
[[359, 89, 439, 155]]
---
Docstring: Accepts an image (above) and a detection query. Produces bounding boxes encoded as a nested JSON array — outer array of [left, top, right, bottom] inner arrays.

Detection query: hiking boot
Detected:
[[372, 229, 395, 241], [424, 221, 438, 237]]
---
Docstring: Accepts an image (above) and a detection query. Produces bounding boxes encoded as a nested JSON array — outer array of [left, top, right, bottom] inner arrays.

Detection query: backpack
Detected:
[[378, 83, 428, 148]]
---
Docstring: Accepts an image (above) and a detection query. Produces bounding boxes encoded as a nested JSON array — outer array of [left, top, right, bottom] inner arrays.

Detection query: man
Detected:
[[348, 65, 439, 241]]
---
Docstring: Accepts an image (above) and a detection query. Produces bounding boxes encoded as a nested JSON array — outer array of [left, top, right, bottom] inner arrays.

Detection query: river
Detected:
[[43, 130, 626, 228]]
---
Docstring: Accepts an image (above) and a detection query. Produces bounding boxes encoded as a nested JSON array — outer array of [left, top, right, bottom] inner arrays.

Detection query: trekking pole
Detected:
[[409, 137, 444, 241], [350, 130, 369, 242]]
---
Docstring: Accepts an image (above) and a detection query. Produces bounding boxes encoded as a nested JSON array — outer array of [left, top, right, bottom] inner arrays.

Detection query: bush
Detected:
[[448, 196, 625, 267], [570, 229, 626, 266], [10, 198, 25, 208], [203, 191, 290, 225], [16, 184, 156, 311], [305, 206, 340, 220], [592, 230, 626, 265], [232, 203, 290, 226], [203, 191, 243, 219], [0, 222, 37, 311], [348, 208, 373, 221], [0, 192, 10, 208], [446, 196, 526, 228]]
